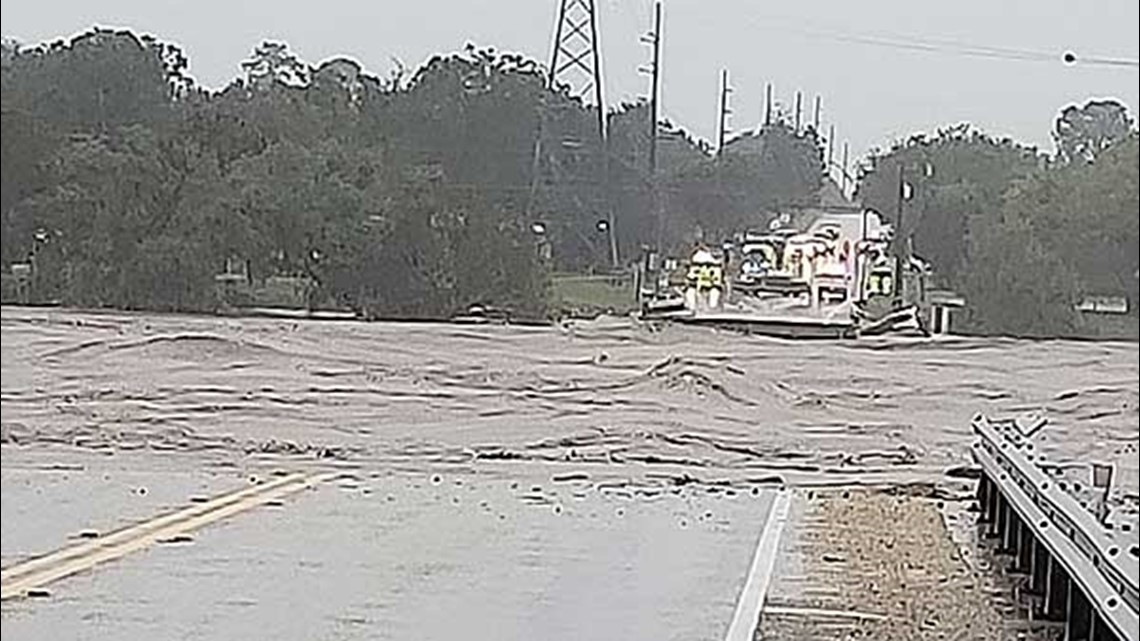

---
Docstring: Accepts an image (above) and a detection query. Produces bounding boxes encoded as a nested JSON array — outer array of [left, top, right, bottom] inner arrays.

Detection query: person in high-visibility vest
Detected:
[[685, 247, 724, 310], [687, 249, 723, 287]]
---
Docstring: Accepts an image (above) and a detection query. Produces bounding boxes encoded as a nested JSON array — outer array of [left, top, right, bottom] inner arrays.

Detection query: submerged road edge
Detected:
[[724, 489, 791, 641]]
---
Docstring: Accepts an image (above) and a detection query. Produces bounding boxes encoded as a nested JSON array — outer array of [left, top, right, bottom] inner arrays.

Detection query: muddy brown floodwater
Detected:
[[2, 306, 1137, 639]]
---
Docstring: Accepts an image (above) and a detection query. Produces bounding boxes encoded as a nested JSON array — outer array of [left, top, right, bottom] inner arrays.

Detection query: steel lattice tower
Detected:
[[549, 0, 606, 142], [526, 0, 617, 268]]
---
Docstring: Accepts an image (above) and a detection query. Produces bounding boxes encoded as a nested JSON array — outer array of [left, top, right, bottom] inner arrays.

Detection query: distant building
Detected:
[[1076, 295, 1129, 315]]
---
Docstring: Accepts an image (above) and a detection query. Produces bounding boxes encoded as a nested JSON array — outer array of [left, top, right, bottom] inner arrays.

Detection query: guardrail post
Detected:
[[1090, 612, 1110, 641], [977, 476, 992, 524], [1044, 546, 1069, 621], [1014, 518, 1033, 574], [987, 480, 1000, 534], [1003, 507, 1020, 557], [1030, 535, 1048, 596], [993, 494, 1008, 541], [1067, 582, 1092, 640]]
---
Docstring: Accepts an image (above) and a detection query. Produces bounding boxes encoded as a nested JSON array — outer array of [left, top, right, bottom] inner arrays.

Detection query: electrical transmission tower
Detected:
[[528, 0, 617, 269], [549, 0, 606, 141]]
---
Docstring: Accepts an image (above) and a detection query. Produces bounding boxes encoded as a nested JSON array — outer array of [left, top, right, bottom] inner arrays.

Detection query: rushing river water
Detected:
[[3, 306, 1136, 496]]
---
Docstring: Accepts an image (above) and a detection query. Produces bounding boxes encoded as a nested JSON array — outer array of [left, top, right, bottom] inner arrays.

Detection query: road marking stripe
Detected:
[[2, 472, 308, 584], [724, 489, 791, 641], [1, 471, 332, 600]]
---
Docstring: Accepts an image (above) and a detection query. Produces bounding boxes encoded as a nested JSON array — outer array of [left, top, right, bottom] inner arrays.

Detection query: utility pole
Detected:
[[764, 82, 773, 127], [717, 69, 732, 154], [640, 1, 663, 251], [841, 142, 849, 195], [893, 163, 906, 307], [650, 2, 663, 253], [644, 1, 662, 178], [812, 95, 821, 131], [793, 91, 802, 134], [826, 124, 835, 174]]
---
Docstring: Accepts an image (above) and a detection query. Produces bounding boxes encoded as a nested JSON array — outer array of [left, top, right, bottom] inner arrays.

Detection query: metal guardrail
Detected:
[[972, 414, 1139, 641]]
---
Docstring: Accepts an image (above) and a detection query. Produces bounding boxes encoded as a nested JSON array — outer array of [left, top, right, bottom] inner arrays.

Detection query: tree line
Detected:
[[2, 28, 1136, 335], [1, 29, 824, 318], [857, 103, 1137, 337]]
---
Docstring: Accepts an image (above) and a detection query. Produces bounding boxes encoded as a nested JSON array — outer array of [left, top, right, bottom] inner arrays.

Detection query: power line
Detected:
[[1066, 53, 1140, 68], [738, 14, 1139, 68], [800, 28, 1055, 62]]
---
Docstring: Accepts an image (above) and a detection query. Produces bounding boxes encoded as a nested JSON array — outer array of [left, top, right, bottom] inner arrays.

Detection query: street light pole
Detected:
[[601, 215, 619, 270]]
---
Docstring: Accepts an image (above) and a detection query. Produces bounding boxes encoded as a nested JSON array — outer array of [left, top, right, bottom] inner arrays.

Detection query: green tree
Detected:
[[1054, 99, 1134, 165], [20, 125, 229, 309], [964, 175, 1082, 335], [961, 132, 1137, 335], [662, 120, 824, 248], [1, 108, 60, 265], [1, 28, 185, 132], [857, 125, 1040, 286]]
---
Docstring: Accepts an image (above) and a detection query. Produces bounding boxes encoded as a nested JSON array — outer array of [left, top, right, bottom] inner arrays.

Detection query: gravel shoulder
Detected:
[[760, 488, 1026, 641]]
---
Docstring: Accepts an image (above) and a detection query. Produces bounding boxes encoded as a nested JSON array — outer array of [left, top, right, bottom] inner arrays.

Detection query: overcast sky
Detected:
[[4, 0, 1138, 163]]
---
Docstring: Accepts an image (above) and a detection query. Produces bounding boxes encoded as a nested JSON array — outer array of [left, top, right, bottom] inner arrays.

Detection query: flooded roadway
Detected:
[[2, 449, 778, 640], [2, 307, 1137, 639]]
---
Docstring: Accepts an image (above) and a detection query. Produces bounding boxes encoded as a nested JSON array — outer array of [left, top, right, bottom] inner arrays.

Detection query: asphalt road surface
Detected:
[[2, 449, 778, 640]]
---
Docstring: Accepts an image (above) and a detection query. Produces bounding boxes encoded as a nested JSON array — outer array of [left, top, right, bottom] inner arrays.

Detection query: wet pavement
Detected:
[[2, 449, 775, 640], [1, 448, 246, 567]]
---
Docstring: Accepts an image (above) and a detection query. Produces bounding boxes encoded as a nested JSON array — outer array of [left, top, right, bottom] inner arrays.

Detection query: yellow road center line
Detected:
[[1, 471, 333, 600], [2, 472, 308, 584]]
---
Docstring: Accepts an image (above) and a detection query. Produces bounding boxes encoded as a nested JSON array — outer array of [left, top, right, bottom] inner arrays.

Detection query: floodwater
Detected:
[[1, 306, 1137, 639], [3, 307, 1136, 492]]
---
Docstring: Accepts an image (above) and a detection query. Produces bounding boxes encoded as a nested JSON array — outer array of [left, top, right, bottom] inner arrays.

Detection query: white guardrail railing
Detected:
[[972, 414, 1138, 641]]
